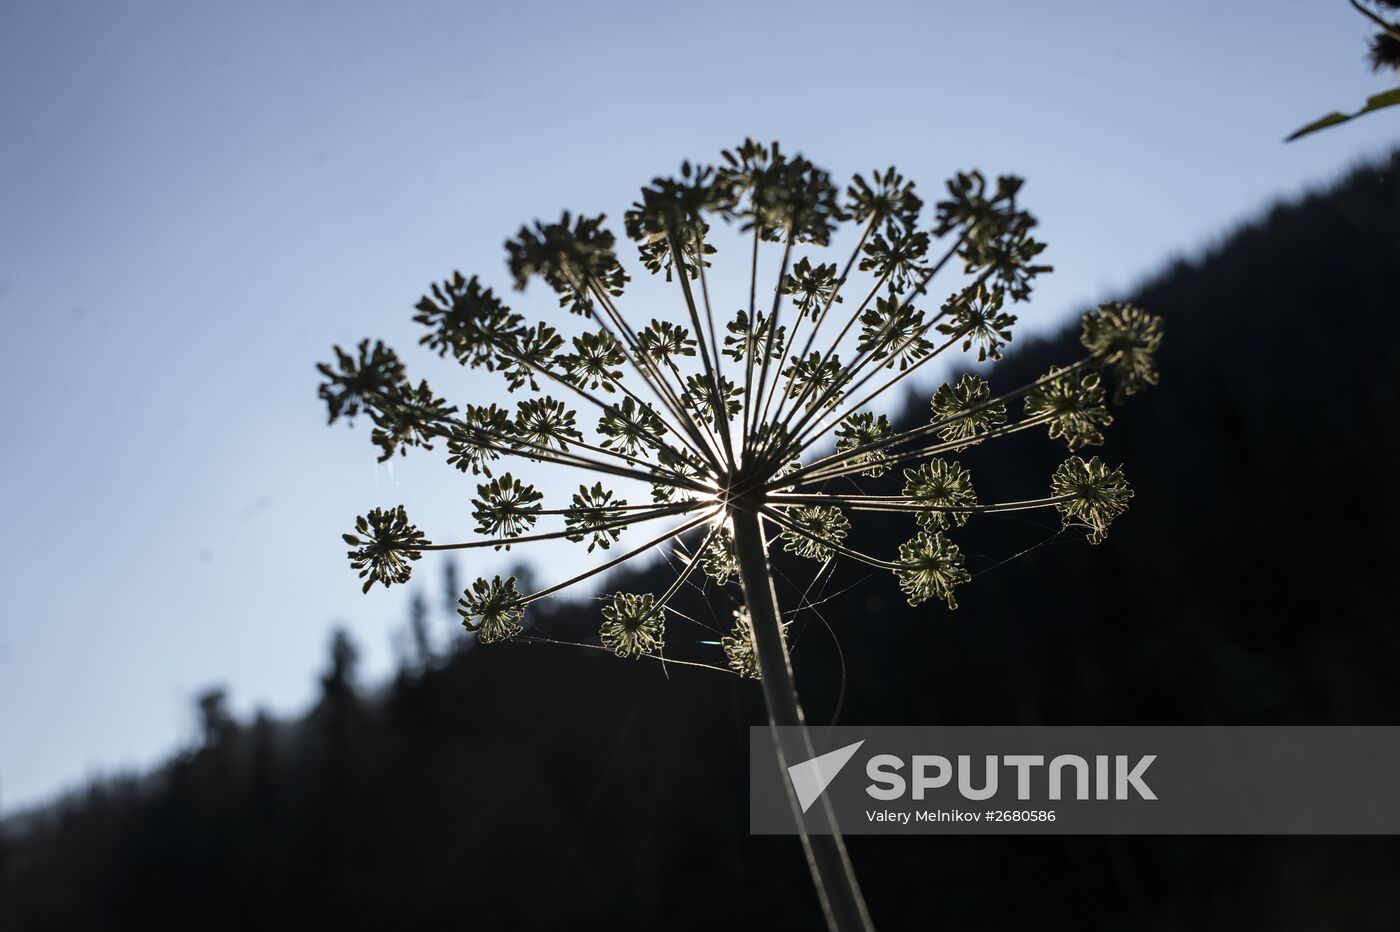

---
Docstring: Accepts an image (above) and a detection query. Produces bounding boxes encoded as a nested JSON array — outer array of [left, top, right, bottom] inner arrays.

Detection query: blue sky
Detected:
[[1, 0, 1395, 815]]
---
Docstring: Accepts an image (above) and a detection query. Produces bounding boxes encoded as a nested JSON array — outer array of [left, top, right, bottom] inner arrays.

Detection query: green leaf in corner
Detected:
[[1287, 87, 1400, 141]]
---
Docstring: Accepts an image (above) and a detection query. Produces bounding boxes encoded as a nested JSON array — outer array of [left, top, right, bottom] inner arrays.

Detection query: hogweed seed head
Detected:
[[930, 374, 1007, 450], [780, 506, 851, 562], [471, 474, 544, 546], [902, 460, 978, 531], [344, 506, 428, 594], [721, 606, 790, 679], [412, 273, 523, 369], [1080, 302, 1164, 400], [700, 526, 741, 586], [896, 532, 971, 609], [846, 166, 923, 230], [506, 212, 629, 315], [1051, 456, 1134, 545], [458, 575, 525, 642], [513, 397, 582, 452], [600, 592, 665, 658], [446, 404, 515, 476], [782, 257, 843, 320], [368, 380, 456, 462], [1024, 368, 1114, 451], [833, 412, 894, 477], [317, 339, 406, 425], [937, 283, 1017, 362], [858, 295, 933, 370], [318, 139, 1160, 662], [564, 483, 628, 552]]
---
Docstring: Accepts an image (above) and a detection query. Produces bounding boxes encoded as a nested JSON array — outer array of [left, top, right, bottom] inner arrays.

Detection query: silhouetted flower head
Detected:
[[472, 473, 544, 546], [624, 162, 720, 280], [597, 396, 667, 461], [506, 212, 629, 315], [833, 412, 894, 477], [369, 380, 456, 461], [700, 526, 740, 585], [457, 575, 524, 642], [721, 606, 789, 679], [859, 229, 931, 292], [556, 330, 626, 393], [499, 322, 564, 392], [723, 310, 786, 362], [846, 166, 923, 231], [1081, 302, 1164, 399], [317, 339, 406, 424], [446, 403, 515, 475], [636, 319, 697, 363], [1365, 2, 1400, 73], [780, 506, 851, 561], [600, 592, 665, 658], [782, 351, 846, 410], [1371, 30, 1400, 73], [895, 532, 970, 609], [344, 505, 428, 593], [565, 483, 628, 552], [930, 374, 1008, 449], [781, 257, 842, 320], [717, 139, 845, 244], [1024, 368, 1113, 450], [320, 139, 1160, 670], [1051, 456, 1133, 544], [514, 397, 582, 452], [937, 283, 1017, 362], [413, 273, 523, 369], [858, 295, 933, 370], [902, 459, 978, 531]]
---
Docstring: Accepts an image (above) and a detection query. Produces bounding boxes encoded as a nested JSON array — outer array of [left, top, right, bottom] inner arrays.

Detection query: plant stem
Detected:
[[729, 506, 875, 932]]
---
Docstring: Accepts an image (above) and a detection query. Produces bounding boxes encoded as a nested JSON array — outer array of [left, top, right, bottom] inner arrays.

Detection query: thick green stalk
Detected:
[[729, 506, 875, 932]]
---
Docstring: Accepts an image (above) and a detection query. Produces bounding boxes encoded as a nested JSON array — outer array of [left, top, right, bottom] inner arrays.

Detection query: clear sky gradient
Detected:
[[2, 0, 1395, 815]]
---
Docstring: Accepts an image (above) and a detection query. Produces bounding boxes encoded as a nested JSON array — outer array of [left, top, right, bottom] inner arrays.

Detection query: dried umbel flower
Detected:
[[833, 412, 894, 477], [699, 526, 740, 586], [779, 506, 851, 561], [721, 606, 790, 679], [471, 473, 544, 545], [937, 283, 1016, 362], [599, 592, 664, 658], [369, 380, 456, 462], [895, 531, 971, 610], [564, 483, 628, 552], [1024, 368, 1113, 450], [1079, 302, 1163, 399], [902, 459, 978, 531], [1051, 456, 1134, 544], [930, 373, 1006, 448], [317, 138, 1161, 932], [317, 339, 406, 424], [343, 506, 428, 594], [457, 575, 524, 643]]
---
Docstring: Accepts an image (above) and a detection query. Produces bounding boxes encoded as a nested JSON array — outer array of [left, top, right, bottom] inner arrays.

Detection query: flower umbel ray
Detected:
[[318, 140, 1162, 669]]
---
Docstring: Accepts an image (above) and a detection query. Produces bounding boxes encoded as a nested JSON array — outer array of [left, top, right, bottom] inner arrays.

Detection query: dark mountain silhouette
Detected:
[[3, 153, 1398, 931]]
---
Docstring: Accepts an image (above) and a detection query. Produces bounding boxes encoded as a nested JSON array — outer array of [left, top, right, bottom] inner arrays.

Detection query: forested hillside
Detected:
[[3, 154, 1398, 931]]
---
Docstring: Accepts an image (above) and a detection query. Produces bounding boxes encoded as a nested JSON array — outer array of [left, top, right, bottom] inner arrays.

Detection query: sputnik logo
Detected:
[[787, 740, 866, 813]]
